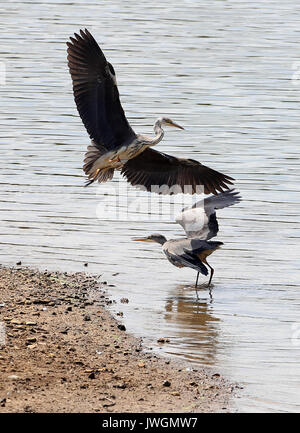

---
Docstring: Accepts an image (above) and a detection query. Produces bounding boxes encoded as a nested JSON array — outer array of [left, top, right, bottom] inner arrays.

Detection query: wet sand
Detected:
[[0, 265, 235, 413]]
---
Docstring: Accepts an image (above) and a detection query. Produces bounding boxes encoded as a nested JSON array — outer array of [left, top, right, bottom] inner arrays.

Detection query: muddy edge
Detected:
[[0, 265, 238, 413]]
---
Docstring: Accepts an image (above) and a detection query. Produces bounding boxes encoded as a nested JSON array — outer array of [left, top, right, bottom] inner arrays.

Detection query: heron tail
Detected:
[[84, 167, 115, 186], [83, 142, 114, 186]]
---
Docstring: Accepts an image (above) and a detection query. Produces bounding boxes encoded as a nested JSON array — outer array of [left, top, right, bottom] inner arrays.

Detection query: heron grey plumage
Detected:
[[176, 188, 241, 239], [133, 189, 241, 297], [67, 29, 234, 194]]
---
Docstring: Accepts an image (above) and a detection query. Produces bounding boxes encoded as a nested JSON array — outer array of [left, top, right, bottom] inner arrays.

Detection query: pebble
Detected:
[[102, 402, 115, 408], [27, 344, 37, 350], [117, 324, 126, 331], [26, 337, 37, 344], [11, 319, 23, 325], [8, 375, 20, 380], [114, 383, 126, 389], [163, 380, 171, 387], [157, 337, 170, 343]]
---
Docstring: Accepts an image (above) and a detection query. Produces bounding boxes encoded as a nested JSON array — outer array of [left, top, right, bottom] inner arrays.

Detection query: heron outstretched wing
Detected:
[[176, 189, 241, 239], [67, 29, 136, 150], [121, 148, 234, 195]]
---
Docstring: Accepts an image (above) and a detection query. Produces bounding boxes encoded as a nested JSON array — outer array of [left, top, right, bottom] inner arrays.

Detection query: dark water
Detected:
[[1, 0, 300, 412]]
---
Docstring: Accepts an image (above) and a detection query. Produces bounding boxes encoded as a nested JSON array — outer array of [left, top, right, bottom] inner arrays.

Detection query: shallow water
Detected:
[[1, 0, 300, 412]]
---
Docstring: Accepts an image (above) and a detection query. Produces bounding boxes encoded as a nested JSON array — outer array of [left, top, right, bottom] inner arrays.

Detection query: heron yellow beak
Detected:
[[168, 120, 184, 130]]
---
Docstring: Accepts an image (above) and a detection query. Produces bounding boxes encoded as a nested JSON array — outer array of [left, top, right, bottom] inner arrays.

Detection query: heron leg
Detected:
[[206, 261, 214, 286], [194, 272, 200, 300]]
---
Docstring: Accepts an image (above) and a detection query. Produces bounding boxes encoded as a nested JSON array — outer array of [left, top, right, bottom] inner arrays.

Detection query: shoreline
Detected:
[[0, 265, 235, 413]]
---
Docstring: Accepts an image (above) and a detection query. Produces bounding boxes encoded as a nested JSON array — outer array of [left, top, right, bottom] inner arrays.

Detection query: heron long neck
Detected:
[[146, 119, 164, 146]]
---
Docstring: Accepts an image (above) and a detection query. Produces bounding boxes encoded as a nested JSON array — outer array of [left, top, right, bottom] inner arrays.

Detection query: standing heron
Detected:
[[67, 29, 234, 194], [133, 189, 241, 297]]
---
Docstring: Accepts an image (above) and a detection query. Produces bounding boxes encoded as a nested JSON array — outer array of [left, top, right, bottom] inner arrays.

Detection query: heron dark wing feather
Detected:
[[184, 238, 223, 254], [205, 213, 219, 240], [121, 148, 234, 195], [67, 29, 136, 150], [165, 250, 209, 276]]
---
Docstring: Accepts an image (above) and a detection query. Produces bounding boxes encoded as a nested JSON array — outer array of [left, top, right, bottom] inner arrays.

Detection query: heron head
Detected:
[[133, 233, 167, 245], [159, 117, 184, 130]]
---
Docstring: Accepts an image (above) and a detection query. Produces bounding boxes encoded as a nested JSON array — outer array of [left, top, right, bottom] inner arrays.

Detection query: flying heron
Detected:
[[133, 189, 241, 297], [67, 29, 234, 195]]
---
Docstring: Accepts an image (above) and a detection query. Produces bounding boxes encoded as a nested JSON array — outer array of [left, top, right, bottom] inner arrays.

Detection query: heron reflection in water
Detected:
[[134, 189, 241, 298], [67, 29, 234, 194]]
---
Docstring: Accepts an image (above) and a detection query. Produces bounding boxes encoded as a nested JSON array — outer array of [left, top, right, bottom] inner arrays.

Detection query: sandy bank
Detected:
[[0, 265, 235, 412]]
